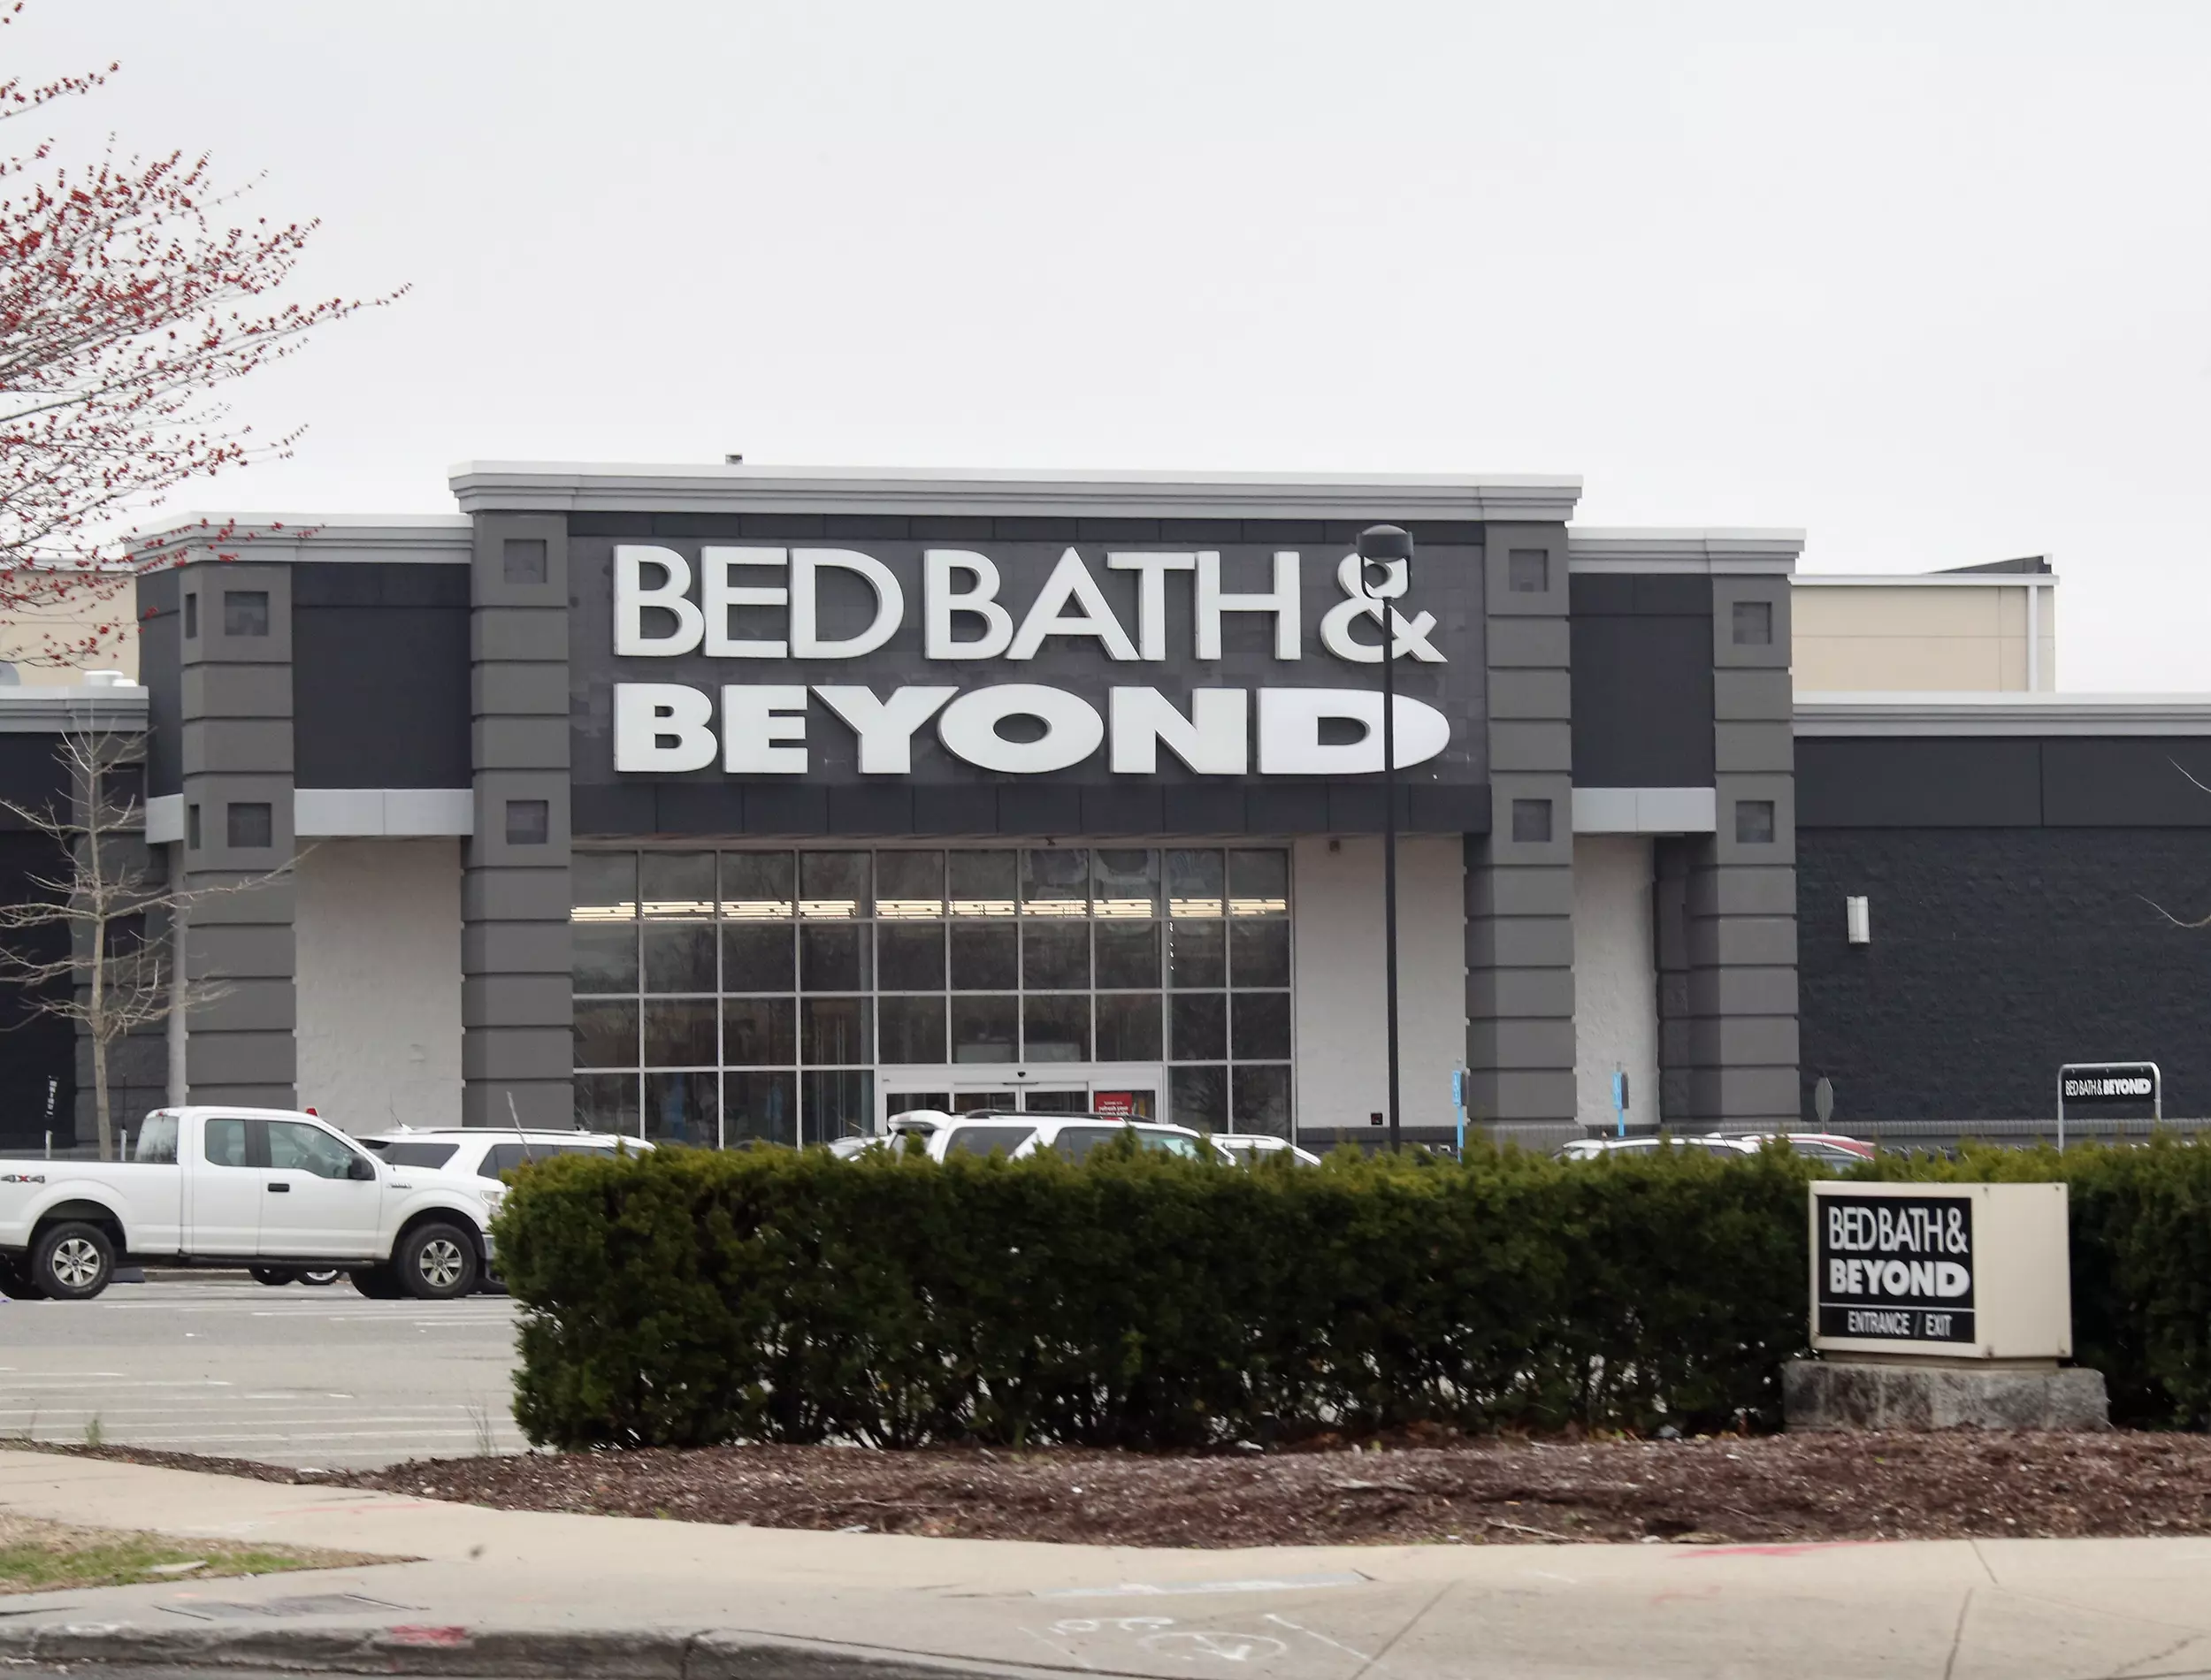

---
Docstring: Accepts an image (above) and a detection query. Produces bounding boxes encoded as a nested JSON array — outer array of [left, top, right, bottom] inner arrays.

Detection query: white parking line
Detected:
[[0, 1378, 234, 1389]]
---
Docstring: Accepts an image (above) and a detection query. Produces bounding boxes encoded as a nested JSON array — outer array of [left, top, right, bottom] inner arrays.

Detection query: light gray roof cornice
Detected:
[[1566, 528, 1803, 576], [0, 684, 149, 733], [1794, 571, 2055, 589], [130, 515, 471, 566], [1796, 693, 2211, 736], [447, 462, 1585, 523]]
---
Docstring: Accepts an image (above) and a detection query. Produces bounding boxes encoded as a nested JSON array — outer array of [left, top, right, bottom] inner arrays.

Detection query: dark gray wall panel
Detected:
[[654, 783, 746, 833], [0, 734, 70, 827], [1796, 738, 2043, 829], [1798, 827, 2211, 1123], [827, 784, 914, 834], [1081, 783, 1164, 835], [744, 785, 829, 835], [2041, 739, 2211, 827], [998, 783, 1083, 835], [573, 783, 656, 835], [1569, 610, 1716, 788], [293, 564, 470, 789], [0, 830, 73, 1147], [138, 569, 183, 797]]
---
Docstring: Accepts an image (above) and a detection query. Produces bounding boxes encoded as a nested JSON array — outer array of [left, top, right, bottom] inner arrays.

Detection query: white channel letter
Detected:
[[937, 684, 1105, 774], [721, 684, 809, 774], [614, 683, 715, 771], [815, 685, 957, 774], [1196, 551, 1300, 661], [1318, 553, 1443, 663], [1255, 688, 1450, 775], [924, 550, 1014, 660], [1009, 547, 1139, 661], [700, 546, 788, 658], [1105, 552, 1198, 660], [1108, 688, 1248, 775], [791, 550, 904, 659], [614, 546, 704, 656]]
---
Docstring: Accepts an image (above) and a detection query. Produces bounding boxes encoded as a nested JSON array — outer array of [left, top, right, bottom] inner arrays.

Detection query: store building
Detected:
[[1, 463, 2203, 1152]]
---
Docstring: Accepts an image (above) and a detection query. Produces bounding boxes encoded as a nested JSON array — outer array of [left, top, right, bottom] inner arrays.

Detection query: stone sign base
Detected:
[[1783, 1357, 2110, 1432]]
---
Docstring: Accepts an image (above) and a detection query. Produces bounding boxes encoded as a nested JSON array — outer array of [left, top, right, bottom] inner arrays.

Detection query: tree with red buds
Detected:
[[0, 4, 400, 669]]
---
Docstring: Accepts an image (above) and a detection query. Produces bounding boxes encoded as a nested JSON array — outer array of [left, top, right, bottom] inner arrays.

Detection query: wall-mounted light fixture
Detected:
[[1846, 895, 1871, 945]]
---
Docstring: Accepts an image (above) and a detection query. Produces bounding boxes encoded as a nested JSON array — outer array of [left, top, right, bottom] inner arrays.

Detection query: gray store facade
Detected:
[[11, 463, 2209, 1152], [13, 464, 1790, 1150]]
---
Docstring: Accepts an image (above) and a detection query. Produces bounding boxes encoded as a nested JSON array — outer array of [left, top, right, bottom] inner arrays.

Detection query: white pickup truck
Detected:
[[0, 1106, 498, 1302]]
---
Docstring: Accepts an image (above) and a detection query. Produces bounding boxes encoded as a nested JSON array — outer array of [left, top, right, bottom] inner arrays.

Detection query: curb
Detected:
[[0, 1623, 1035, 1678]]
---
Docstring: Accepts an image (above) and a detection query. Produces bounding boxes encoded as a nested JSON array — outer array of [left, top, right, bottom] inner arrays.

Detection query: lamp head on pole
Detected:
[[1356, 523, 1414, 598]]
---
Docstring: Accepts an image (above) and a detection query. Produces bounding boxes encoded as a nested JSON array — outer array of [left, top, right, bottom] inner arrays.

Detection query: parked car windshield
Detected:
[[363, 1140, 461, 1169]]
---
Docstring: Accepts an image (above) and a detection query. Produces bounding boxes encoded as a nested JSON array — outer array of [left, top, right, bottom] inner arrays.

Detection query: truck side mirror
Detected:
[[349, 1155, 376, 1181]]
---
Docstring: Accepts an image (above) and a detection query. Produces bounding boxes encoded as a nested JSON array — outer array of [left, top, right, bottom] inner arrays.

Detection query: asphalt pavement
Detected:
[[0, 1278, 526, 1468]]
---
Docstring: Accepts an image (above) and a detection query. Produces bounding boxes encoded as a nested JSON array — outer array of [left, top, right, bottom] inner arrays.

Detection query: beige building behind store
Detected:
[[0, 572, 141, 687], [1792, 557, 2055, 693]]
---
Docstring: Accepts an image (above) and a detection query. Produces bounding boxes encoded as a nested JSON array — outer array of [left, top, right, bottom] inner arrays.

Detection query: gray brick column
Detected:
[[1653, 836, 1694, 1124], [177, 561, 297, 1107], [1465, 523, 1576, 1126], [1685, 574, 1798, 1125], [463, 514, 573, 1129]]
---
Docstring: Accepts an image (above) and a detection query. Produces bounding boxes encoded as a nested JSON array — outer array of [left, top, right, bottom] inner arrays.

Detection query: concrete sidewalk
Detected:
[[3, 1449, 2209, 1678]]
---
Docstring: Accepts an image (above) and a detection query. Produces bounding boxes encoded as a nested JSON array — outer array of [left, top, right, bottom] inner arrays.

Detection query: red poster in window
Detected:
[[1094, 1091, 1136, 1119]]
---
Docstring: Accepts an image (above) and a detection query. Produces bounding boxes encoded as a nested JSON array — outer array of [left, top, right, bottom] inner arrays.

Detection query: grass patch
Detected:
[[0, 1512, 379, 1595]]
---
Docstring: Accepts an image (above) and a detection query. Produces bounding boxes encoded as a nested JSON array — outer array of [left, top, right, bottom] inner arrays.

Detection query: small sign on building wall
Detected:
[[1809, 1181, 2071, 1362]]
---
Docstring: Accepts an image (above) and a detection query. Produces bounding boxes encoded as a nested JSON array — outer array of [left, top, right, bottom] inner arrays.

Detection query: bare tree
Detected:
[[0, 727, 290, 1157], [2141, 759, 2211, 929]]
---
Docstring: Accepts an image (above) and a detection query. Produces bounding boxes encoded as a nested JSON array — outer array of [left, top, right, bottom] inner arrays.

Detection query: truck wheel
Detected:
[[33, 1222, 116, 1301], [348, 1265, 407, 1300], [397, 1223, 478, 1301], [249, 1265, 296, 1286], [297, 1269, 340, 1287]]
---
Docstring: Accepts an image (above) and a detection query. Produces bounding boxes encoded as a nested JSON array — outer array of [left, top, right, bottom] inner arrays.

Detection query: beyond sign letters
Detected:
[[1814, 1192, 1977, 1345], [608, 543, 1456, 778]]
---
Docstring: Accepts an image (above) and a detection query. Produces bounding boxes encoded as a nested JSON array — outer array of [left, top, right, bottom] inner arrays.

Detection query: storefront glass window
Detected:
[[571, 844, 1293, 1143]]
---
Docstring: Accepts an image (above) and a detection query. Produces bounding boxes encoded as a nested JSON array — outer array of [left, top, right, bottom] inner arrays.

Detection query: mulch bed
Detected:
[[24, 1432, 2211, 1547], [353, 1432, 2211, 1547]]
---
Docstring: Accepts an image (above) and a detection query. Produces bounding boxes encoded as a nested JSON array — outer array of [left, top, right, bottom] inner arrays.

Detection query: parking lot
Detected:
[[0, 1276, 526, 1469]]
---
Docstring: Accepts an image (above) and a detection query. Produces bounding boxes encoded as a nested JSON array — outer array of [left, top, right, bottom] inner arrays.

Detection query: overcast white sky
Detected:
[[15, 2, 2210, 689]]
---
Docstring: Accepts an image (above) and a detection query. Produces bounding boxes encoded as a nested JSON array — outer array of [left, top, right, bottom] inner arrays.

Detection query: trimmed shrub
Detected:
[[495, 1136, 2211, 1449], [497, 1140, 1815, 1449], [1864, 1139, 2211, 1428]]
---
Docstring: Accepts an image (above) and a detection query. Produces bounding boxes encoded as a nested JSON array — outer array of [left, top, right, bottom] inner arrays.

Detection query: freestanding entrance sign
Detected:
[[1809, 1181, 2069, 1360], [1789, 1180, 2108, 1429]]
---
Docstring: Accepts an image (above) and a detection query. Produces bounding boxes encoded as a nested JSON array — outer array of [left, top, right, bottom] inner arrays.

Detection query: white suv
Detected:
[[357, 1128, 649, 1211], [832, 1111, 1211, 1163]]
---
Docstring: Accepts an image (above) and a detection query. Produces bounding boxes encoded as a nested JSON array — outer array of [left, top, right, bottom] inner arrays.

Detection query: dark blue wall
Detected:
[[1799, 727, 2211, 1125]]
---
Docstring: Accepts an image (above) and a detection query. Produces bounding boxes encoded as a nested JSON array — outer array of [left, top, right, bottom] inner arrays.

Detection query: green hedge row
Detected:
[[1861, 1142, 2211, 1429], [493, 1137, 2211, 1451]]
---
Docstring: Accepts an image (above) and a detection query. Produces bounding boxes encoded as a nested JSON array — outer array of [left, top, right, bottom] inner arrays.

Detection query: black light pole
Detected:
[[1358, 523, 1413, 1150]]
